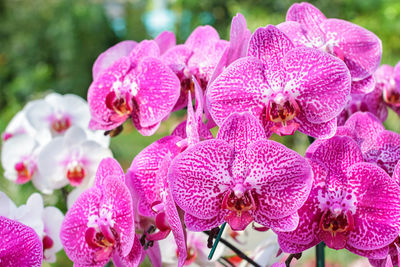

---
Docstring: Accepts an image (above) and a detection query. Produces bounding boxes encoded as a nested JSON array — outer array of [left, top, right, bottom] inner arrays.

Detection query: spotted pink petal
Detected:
[[185, 25, 221, 53], [284, 47, 351, 124], [92, 41, 137, 81], [206, 57, 270, 132], [321, 19, 382, 80], [162, 158, 187, 267], [276, 21, 311, 47], [155, 31, 176, 55], [216, 112, 265, 153], [346, 245, 389, 261], [169, 140, 232, 219], [88, 57, 132, 130], [394, 161, 400, 183], [295, 114, 337, 139], [0, 216, 43, 267], [132, 121, 161, 137], [186, 92, 200, 147], [286, 2, 326, 43], [134, 57, 180, 128], [127, 136, 181, 217], [60, 187, 105, 266], [60, 178, 134, 265], [161, 45, 192, 76], [112, 235, 145, 267], [344, 112, 385, 152], [146, 241, 162, 267], [259, 212, 300, 232], [95, 158, 125, 187], [129, 40, 160, 64], [248, 25, 294, 88], [310, 136, 364, 179], [244, 140, 312, 221], [346, 163, 400, 250], [276, 159, 326, 252], [184, 213, 226, 232], [376, 64, 395, 85], [369, 130, 400, 176], [394, 61, 400, 89], [351, 75, 375, 94]]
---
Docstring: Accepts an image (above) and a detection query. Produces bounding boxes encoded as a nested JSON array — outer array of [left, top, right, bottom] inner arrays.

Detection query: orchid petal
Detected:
[[321, 19, 382, 80], [155, 31, 176, 55], [0, 216, 43, 267], [93, 41, 137, 80], [284, 47, 351, 124]]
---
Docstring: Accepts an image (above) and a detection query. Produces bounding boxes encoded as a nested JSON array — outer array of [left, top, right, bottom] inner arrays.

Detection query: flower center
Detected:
[[266, 93, 300, 136], [66, 161, 86, 186], [105, 91, 133, 118], [383, 87, 400, 107], [222, 185, 257, 231], [42, 235, 54, 251], [51, 116, 71, 134], [14, 161, 35, 184], [85, 225, 119, 262], [320, 209, 353, 236]]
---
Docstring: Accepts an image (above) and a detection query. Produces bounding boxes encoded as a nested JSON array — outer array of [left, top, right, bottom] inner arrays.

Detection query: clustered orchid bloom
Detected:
[[2, 2, 400, 267]]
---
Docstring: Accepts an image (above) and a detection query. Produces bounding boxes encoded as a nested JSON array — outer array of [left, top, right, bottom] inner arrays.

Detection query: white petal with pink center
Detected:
[[2, 109, 36, 142], [35, 126, 112, 193], [25, 93, 90, 136], [1, 134, 42, 184]]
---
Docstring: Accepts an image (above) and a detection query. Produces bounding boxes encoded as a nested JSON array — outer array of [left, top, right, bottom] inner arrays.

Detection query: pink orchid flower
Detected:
[[278, 2, 382, 94], [169, 112, 312, 232], [0, 216, 43, 267], [88, 40, 180, 136], [207, 25, 351, 138], [155, 31, 176, 55], [161, 25, 228, 111], [309, 112, 400, 177], [277, 136, 400, 259], [61, 158, 142, 266], [338, 63, 400, 125]]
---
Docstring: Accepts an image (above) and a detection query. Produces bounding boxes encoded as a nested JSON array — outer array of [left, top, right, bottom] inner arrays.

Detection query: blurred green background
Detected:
[[0, 0, 399, 266]]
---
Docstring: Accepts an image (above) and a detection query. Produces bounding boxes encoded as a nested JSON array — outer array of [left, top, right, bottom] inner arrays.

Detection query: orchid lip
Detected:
[[85, 225, 119, 261], [66, 161, 86, 186], [320, 209, 354, 237], [222, 188, 257, 230], [14, 161, 35, 184], [383, 87, 400, 106], [266, 92, 300, 135], [51, 116, 71, 134], [105, 90, 134, 120]]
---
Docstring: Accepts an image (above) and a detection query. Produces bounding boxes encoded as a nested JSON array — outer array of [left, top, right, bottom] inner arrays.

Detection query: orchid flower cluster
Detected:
[[1, 2, 400, 267]]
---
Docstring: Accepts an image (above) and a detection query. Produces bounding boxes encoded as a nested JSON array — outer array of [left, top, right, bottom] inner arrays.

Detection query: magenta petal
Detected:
[[311, 136, 364, 178], [321, 19, 382, 80], [88, 57, 132, 130], [346, 245, 389, 260], [261, 212, 300, 232], [169, 140, 233, 219], [112, 235, 145, 267], [184, 212, 226, 232], [0, 216, 43, 267], [394, 161, 400, 183], [127, 136, 181, 216], [206, 57, 269, 130], [135, 57, 180, 128], [216, 112, 265, 153], [286, 2, 326, 43], [133, 121, 161, 137], [351, 75, 375, 94], [248, 25, 294, 88], [278, 238, 319, 254], [344, 112, 385, 152], [245, 140, 312, 219], [95, 158, 125, 187], [277, 21, 310, 47], [155, 31, 176, 55], [369, 130, 400, 176], [284, 47, 351, 124], [295, 114, 337, 139], [161, 45, 192, 76], [185, 25, 220, 53], [129, 40, 160, 63], [93, 40, 137, 80], [146, 241, 162, 267], [60, 188, 105, 265], [346, 163, 400, 250]]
